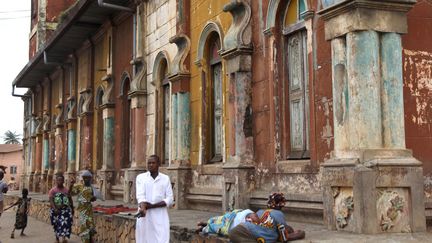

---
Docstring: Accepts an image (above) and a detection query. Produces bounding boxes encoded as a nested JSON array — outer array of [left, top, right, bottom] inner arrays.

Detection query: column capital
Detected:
[[318, 0, 417, 40]]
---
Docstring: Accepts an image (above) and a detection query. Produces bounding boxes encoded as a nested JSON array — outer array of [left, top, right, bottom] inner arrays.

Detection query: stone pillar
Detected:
[[125, 90, 147, 203], [41, 132, 50, 193], [166, 32, 193, 210], [28, 116, 37, 192], [124, 2, 148, 204], [220, 0, 255, 211], [47, 131, 56, 190], [65, 121, 77, 188], [98, 104, 115, 200], [319, 0, 426, 233], [41, 112, 51, 192], [54, 103, 66, 175], [34, 133, 43, 192], [64, 97, 77, 187]]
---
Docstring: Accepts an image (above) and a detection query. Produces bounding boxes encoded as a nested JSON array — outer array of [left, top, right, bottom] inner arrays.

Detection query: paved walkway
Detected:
[[0, 210, 80, 243], [3, 191, 432, 242]]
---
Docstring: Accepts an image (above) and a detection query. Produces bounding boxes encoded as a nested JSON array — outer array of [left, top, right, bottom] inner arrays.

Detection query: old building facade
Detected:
[[13, 0, 432, 232]]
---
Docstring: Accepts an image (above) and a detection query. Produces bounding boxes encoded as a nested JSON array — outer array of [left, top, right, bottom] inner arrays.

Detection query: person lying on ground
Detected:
[[196, 209, 260, 236], [229, 192, 306, 243]]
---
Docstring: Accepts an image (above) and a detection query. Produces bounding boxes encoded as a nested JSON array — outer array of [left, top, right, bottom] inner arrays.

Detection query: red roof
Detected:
[[0, 144, 23, 153]]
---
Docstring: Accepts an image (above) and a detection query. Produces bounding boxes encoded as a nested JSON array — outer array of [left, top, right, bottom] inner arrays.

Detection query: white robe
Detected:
[[135, 172, 174, 243]]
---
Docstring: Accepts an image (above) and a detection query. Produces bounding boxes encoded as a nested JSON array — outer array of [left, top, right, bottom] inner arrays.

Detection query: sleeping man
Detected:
[[196, 209, 259, 237]]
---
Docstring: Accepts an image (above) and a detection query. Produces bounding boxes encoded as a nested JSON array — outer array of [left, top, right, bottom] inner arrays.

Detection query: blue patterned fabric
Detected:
[[50, 206, 73, 238]]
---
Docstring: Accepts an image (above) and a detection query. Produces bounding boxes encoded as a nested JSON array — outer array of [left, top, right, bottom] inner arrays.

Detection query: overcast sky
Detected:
[[0, 1, 30, 143]]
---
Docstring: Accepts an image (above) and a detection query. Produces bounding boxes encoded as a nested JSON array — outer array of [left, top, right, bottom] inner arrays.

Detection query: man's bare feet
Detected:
[[287, 230, 306, 241]]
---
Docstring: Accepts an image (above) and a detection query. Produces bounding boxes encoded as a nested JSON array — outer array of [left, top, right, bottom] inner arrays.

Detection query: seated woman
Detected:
[[196, 209, 259, 236], [229, 193, 306, 243]]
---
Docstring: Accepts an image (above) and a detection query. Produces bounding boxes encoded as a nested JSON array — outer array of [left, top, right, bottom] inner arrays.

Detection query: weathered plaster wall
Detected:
[[76, 47, 91, 170], [189, 0, 232, 166], [402, 0, 432, 198], [77, 48, 91, 92], [250, 0, 332, 171], [92, 31, 108, 171], [113, 15, 134, 172], [0, 150, 23, 189], [144, 0, 177, 157], [46, 0, 77, 22]]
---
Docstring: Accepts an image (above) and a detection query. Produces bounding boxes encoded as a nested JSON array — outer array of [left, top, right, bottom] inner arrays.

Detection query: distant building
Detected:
[[0, 144, 23, 190]]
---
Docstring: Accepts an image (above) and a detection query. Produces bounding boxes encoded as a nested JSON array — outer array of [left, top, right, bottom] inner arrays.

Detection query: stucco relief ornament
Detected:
[[335, 195, 354, 228], [378, 191, 406, 231], [43, 112, 50, 131], [67, 97, 76, 120], [55, 104, 64, 126], [35, 116, 43, 134]]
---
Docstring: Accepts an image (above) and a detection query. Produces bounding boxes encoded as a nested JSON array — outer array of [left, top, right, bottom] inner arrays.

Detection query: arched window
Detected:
[[208, 35, 223, 163], [120, 76, 132, 168], [284, 0, 310, 159], [95, 88, 104, 170], [156, 59, 170, 165]]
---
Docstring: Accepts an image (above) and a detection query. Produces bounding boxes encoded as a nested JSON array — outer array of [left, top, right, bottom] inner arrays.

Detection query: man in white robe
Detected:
[[135, 155, 174, 243]]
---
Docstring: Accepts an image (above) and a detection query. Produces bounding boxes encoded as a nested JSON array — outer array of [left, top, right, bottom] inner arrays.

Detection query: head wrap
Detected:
[[267, 192, 286, 209], [81, 170, 93, 178]]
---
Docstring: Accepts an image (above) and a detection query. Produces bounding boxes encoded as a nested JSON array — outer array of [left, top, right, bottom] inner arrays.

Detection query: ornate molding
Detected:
[[336, 196, 354, 228], [265, 0, 282, 34], [66, 96, 76, 121], [377, 190, 409, 232], [55, 104, 64, 127], [195, 21, 225, 66], [222, 0, 252, 52], [130, 60, 147, 95], [43, 112, 50, 132], [79, 89, 93, 114], [151, 51, 171, 86], [35, 116, 43, 135], [169, 34, 191, 78], [101, 74, 114, 106], [319, 0, 416, 18]]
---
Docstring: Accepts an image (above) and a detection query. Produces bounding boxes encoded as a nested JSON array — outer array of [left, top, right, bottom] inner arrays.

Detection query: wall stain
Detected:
[[403, 49, 432, 128]]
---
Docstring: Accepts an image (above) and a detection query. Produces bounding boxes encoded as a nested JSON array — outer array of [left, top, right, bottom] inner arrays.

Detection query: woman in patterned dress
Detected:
[[49, 173, 74, 243], [69, 170, 97, 243]]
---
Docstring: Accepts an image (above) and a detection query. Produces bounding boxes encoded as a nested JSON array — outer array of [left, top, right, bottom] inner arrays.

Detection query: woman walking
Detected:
[[70, 170, 97, 243], [49, 173, 74, 243]]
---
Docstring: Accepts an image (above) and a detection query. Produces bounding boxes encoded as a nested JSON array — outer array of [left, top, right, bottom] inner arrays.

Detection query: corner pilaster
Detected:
[[319, 0, 425, 233]]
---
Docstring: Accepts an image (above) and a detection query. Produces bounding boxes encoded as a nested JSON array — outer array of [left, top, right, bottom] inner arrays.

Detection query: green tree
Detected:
[[3, 130, 21, 144]]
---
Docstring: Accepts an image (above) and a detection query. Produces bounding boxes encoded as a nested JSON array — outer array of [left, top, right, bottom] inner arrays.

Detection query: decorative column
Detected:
[[54, 104, 65, 174], [124, 67, 147, 203], [123, 2, 148, 204], [33, 117, 43, 192], [28, 116, 37, 192], [220, 0, 255, 212], [65, 97, 77, 187], [42, 112, 51, 192], [47, 127, 56, 190], [319, 0, 426, 233], [97, 75, 115, 200], [167, 33, 192, 210], [78, 89, 93, 172]]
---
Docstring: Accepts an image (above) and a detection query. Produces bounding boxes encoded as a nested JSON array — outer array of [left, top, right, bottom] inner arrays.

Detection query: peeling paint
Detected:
[[403, 49, 432, 127], [320, 97, 333, 148]]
